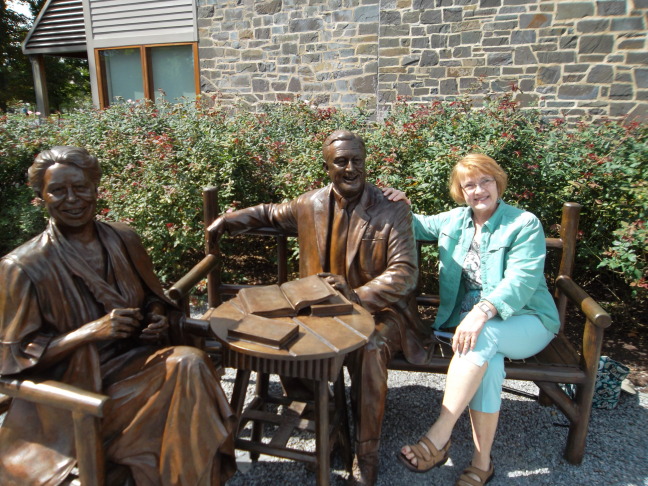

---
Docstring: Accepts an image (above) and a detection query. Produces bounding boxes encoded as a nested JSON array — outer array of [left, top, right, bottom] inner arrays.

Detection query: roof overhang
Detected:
[[22, 0, 87, 57]]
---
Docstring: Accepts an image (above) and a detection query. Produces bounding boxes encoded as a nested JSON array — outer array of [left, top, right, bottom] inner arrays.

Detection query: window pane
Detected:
[[100, 48, 144, 104], [150, 45, 196, 102]]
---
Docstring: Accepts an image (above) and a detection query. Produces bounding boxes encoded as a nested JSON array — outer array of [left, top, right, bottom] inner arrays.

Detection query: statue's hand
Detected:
[[317, 273, 359, 304], [140, 312, 169, 343], [207, 216, 226, 241], [86, 308, 143, 340]]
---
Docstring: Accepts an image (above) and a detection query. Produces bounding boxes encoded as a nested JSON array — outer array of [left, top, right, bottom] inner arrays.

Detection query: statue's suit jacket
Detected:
[[221, 182, 428, 361]]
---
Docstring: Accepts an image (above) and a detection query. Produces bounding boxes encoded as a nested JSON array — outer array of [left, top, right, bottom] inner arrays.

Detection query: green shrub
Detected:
[[0, 95, 646, 310]]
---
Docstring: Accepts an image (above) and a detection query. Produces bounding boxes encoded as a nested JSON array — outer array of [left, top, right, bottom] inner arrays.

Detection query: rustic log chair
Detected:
[[185, 188, 611, 466]]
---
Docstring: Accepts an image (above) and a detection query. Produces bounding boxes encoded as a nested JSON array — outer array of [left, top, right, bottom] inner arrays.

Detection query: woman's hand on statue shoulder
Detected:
[[382, 187, 411, 205]]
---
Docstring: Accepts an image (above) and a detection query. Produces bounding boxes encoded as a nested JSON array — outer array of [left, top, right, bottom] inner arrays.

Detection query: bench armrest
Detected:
[[555, 275, 611, 330], [0, 377, 108, 417], [166, 254, 219, 301]]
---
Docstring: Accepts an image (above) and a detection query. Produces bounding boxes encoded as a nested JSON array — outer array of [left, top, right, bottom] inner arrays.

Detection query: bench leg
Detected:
[[564, 384, 595, 465], [250, 373, 270, 461], [333, 372, 353, 473], [315, 379, 330, 486]]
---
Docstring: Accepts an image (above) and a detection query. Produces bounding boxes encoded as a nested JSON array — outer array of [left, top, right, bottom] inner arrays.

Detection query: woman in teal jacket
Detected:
[[389, 154, 559, 486]]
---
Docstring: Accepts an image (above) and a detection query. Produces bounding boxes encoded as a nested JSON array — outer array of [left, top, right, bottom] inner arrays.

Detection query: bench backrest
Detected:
[[201, 187, 581, 334]]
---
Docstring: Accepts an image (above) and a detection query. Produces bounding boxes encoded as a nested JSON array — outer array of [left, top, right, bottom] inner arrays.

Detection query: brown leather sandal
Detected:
[[397, 436, 451, 473], [455, 462, 495, 486]]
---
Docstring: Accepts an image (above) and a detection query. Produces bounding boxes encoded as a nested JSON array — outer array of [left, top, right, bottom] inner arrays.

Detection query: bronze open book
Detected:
[[238, 274, 351, 318]]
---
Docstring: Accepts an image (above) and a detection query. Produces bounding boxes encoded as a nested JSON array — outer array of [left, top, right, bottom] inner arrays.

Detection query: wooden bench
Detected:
[[172, 188, 612, 466]]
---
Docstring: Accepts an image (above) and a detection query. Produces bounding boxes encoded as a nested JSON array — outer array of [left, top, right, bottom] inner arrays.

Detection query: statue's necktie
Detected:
[[330, 197, 348, 277]]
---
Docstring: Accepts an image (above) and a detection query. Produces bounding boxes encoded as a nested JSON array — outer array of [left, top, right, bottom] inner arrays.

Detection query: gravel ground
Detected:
[[221, 367, 648, 486]]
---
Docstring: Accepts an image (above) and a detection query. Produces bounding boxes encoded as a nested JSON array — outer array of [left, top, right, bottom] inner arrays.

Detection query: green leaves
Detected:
[[1, 94, 646, 306]]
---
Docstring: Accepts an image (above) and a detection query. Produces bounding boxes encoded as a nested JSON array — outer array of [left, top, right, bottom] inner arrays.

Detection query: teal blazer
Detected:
[[413, 200, 560, 334]]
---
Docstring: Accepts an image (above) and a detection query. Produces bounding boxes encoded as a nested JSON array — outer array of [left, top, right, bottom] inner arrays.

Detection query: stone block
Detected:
[[403, 11, 422, 24], [480, 0, 502, 7], [356, 44, 378, 55], [514, 46, 538, 65], [453, 46, 472, 58], [381, 25, 412, 37], [611, 17, 645, 31], [519, 13, 552, 29], [402, 55, 421, 67], [511, 30, 536, 44], [430, 34, 447, 48], [380, 47, 412, 57], [537, 65, 561, 84], [461, 31, 483, 45], [289, 19, 323, 33], [610, 83, 634, 99], [634, 0, 648, 7], [412, 37, 431, 48], [627, 52, 648, 65], [382, 10, 402, 25], [615, 71, 632, 83], [637, 90, 648, 101], [455, 20, 482, 32], [460, 77, 480, 90], [287, 77, 301, 92], [560, 36, 578, 49], [564, 73, 586, 82], [635, 68, 648, 89], [333, 10, 354, 22], [449, 34, 461, 47], [443, 8, 463, 23], [252, 78, 270, 92], [618, 39, 645, 50], [439, 78, 459, 94], [609, 102, 636, 117], [421, 10, 442, 24], [488, 52, 513, 66], [242, 49, 264, 60], [255, 0, 282, 15], [354, 5, 379, 22], [558, 84, 599, 99], [428, 24, 451, 34], [483, 37, 509, 47], [420, 50, 441, 66], [556, 2, 595, 20], [474, 66, 502, 77], [413, 0, 435, 8], [537, 51, 576, 64], [516, 93, 540, 107], [597, 1, 627, 16], [586, 64, 613, 83], [564, 64, 588, 73]]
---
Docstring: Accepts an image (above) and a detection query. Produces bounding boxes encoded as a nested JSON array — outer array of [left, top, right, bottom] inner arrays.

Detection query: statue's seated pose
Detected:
[[0, 146, 236, 486], [208, 130, 427, 485]]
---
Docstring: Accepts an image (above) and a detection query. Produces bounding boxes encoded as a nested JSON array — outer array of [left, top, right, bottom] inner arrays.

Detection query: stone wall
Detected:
[[198, 0, 648, 123]]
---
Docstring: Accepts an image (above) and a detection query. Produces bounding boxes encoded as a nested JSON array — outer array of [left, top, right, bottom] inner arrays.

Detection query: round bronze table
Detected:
[[204, 297, 374, 486]]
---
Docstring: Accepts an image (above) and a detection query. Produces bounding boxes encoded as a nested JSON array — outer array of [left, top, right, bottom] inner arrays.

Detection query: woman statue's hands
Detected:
[[140, 312, 169, 343], [84, 308, 144, 341]]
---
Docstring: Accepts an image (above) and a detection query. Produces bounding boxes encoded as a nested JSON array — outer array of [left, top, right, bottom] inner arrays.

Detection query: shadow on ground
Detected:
[[223, 370, 648, 486]]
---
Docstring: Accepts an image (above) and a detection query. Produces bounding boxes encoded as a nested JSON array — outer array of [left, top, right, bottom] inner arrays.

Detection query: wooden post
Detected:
[[30, 55, 50, 117], [556, 202, 581, 331], [203, 187, 221, 308]]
